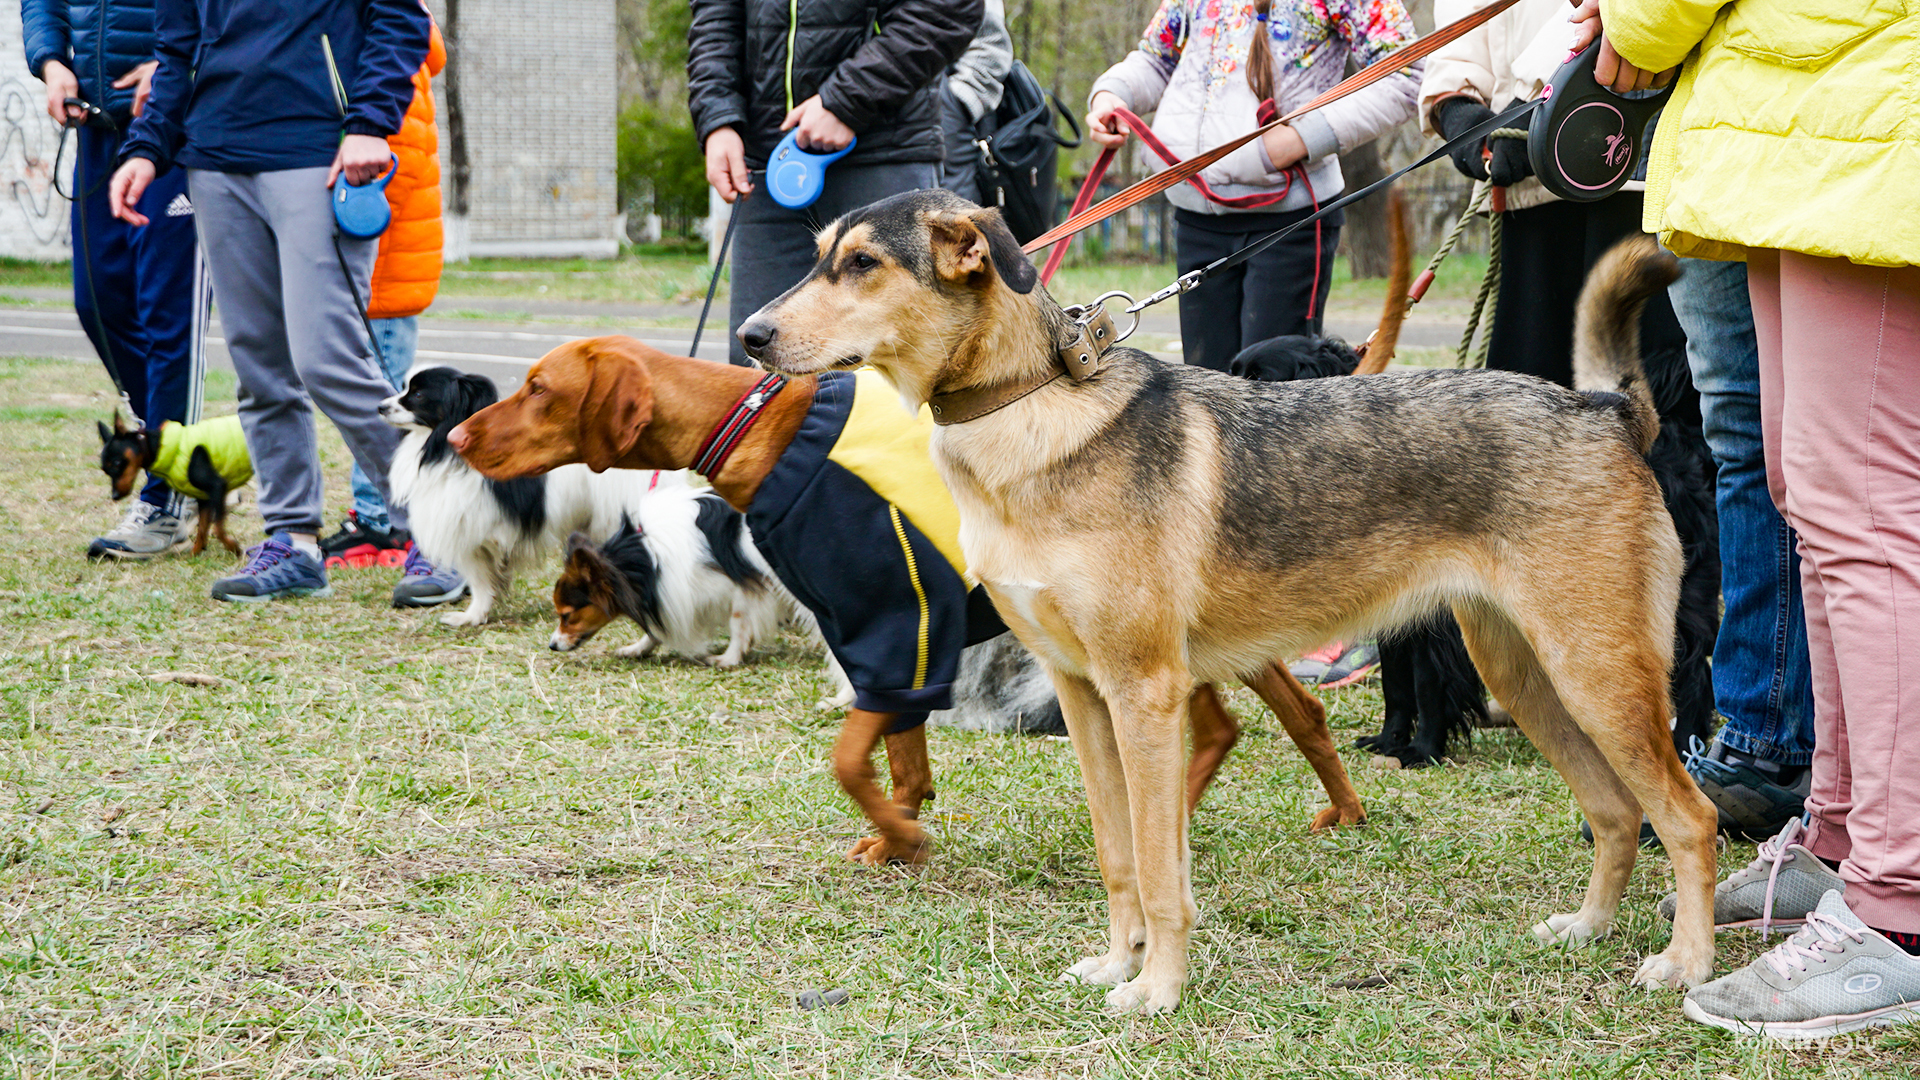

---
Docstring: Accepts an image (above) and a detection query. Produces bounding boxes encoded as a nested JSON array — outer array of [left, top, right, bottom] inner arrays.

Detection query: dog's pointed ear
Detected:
[[111, 411, 132, 435], [579, 339, 655, 473], [928, 209, 1036, 295], [98, 419, 112, 444]]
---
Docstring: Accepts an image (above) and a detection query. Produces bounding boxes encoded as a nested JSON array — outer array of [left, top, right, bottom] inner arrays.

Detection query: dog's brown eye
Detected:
[[850, 252, 878, 271]]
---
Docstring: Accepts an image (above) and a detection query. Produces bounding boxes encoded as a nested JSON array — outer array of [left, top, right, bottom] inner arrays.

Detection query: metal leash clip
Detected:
[[1126, 271, 1202, 317], [1065, 290, 1141, 347]]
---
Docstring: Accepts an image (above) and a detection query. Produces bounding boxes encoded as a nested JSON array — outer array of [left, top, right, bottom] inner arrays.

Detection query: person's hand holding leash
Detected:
[[780, 95, 853, 152], [1261, 124, 1307, 172], [329, 133, 392, 188], [1568, 0, 1674, 94], [40, 59, 84, 124], [111, 60, 159, 118], [109, 157, 155, 225], [705, 126, 753, 203], [1086, 91, 1129, 149]]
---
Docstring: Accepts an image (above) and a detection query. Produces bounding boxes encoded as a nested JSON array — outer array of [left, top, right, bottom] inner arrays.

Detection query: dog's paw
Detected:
[[1060, 951, 1140, 987], [816, 691, 856, 711], [1631, 948, 1710, 990], [1309, 802, 1367, 832], [440, 609, 487, 628], [846, 833, 929, 867], [614, 640, 656, 659], [1105, 976, 1182, 1015], [703, 653, 742, 669], [1531, 912, 1610, 949]]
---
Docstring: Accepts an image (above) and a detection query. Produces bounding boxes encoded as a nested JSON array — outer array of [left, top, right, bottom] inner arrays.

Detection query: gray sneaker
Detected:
[[1683, 890, 1920, 1041], [1659, 816, 1845, 932], [88, 501, 192, 560]]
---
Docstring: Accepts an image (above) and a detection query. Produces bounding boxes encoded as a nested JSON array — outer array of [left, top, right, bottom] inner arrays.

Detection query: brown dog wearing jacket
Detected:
[[733, 188, 1717, 1013], [445, 336, 1364, 867]]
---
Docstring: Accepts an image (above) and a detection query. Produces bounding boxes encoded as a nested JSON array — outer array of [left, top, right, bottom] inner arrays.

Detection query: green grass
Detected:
[[2, 355, 1912, 1078]]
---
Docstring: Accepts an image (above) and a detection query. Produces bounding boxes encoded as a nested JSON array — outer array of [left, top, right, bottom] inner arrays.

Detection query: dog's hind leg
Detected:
[[834, 709, 931, 866], [193, 500, 214, 556], [1052, 670, 1148, 993], [1242, 662, 1366, 830], [185, 447, 235, 555], [1452, 600, 1640, 947], [1455, 597, 1716, 988], [1102, 666, 1198, 1015], [707, 591, 754, 668], [1185, 684, 1240, 815]]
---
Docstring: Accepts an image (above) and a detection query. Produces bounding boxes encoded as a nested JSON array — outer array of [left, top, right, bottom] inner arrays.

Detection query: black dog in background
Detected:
[[1227, 328, 1718, 767]]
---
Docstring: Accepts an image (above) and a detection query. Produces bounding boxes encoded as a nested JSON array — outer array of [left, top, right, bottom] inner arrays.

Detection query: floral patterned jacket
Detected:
[[1089, 0, 1421, 215]]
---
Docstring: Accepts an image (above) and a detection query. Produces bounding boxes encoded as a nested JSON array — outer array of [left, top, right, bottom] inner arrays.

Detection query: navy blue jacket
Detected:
[[120, 0, 429, 175], [746, 372, 1006, 729], [21, 0, 160, 125]]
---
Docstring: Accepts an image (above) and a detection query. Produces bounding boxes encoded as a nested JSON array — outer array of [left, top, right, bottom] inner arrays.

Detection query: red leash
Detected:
[[1025, 0, 1526, 263], [1038, 104, 1308, 285]]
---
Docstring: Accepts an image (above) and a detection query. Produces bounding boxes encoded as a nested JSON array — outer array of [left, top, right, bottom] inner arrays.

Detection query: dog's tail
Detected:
[[1572, 235, 1679, 455], [1351, 188, 1410, 376]]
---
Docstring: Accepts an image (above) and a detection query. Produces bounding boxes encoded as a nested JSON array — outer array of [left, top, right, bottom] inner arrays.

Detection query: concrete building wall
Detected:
[[430, 0, 622, 260], [0, 11, 73, 260]]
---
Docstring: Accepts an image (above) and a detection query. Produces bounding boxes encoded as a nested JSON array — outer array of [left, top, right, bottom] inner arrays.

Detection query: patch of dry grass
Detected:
[[2, 356, 1914, 1078]]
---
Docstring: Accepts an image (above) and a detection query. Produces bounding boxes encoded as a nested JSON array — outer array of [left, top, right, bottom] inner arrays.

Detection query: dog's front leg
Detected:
[[707, 596, 753, 668], [1103, 670, 1197, 1015], [1050, 671, 1149, 994], [834, 709, 931, 866], [1243, 662, 1367, 830], [443, 557, 508, 627]]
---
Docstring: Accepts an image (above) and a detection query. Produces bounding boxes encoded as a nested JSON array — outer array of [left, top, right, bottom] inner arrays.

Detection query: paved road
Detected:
[[0, 289, 1468, 394]]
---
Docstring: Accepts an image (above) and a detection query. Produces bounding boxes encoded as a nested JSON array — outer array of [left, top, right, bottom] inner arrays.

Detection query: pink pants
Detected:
[[1751, 249, 1920, 933]]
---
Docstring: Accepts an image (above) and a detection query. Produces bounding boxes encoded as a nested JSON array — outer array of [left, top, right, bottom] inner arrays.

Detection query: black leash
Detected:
[[689, 203, 740, 360], [1120, 98, 1545, 321], [55, 98, 138, 422], [333, 229, 386, 371]]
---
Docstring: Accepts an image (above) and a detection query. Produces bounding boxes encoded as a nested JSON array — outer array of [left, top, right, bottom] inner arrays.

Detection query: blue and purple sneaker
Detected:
[[209, 535, 333, 603]]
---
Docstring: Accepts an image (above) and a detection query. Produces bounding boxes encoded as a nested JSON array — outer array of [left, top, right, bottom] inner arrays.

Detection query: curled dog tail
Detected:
[[1573, 234, 1679, 455], [1352, 188, 1410, 376]]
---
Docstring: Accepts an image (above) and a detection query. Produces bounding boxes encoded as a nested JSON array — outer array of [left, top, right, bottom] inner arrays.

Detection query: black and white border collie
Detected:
[[380, 366, 682, 627]]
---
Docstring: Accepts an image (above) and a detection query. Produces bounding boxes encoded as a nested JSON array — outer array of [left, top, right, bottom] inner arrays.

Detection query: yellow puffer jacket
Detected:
[[1600, 0, 1919, 267], [368, 22, 446, 319]]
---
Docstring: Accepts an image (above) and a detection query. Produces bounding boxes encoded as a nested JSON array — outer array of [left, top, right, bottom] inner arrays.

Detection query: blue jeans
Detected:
[[349, 316, 419, 530], [1670, 258, 1815, 765]]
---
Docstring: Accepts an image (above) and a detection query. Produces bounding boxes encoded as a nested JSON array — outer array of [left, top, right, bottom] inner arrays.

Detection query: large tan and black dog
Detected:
[[736, 189, 1718, 1013]]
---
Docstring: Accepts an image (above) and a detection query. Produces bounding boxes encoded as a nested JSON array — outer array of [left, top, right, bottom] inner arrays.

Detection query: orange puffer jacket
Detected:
[[368, 22, 445, 320]]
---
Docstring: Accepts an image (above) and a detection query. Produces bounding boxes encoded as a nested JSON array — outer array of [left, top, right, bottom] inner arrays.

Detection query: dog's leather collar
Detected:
[[927, 307, 1118, 426], [692, 372, 787, 477]]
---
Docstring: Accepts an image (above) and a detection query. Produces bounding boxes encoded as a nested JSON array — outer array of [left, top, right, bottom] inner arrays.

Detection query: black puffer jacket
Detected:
[[688, 0, 982, 169]]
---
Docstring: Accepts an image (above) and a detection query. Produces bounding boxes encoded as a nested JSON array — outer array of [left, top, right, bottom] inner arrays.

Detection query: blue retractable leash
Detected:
[[690, 129, 856, 358], [321, 32, 395, 367]]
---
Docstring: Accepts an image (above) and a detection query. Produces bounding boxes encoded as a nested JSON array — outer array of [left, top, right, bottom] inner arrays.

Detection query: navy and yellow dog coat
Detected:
[[746, 370, 1006, 731]]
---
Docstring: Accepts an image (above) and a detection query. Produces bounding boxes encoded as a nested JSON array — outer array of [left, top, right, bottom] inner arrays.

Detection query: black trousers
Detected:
[[1174, 205, 1343, 373], [1487, 192, 1687, 401]]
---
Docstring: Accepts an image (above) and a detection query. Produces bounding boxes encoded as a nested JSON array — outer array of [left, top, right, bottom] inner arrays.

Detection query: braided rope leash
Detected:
[[1451, 127, 1531, 368]]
